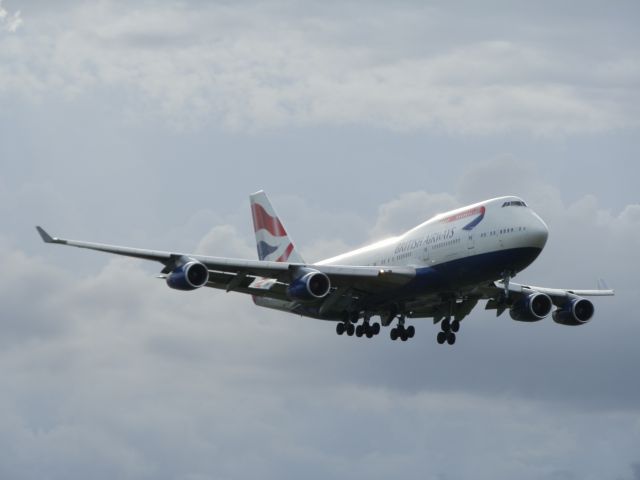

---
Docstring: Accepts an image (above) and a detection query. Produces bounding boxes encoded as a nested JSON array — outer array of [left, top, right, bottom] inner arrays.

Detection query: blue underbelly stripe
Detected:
[[404, 246, 543, 295]]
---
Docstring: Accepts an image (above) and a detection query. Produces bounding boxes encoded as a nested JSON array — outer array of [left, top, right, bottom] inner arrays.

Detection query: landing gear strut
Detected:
[[502, 270, 514, 299]]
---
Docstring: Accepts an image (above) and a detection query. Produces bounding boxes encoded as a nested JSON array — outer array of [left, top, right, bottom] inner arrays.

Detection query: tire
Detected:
[[347, 323, 355, 336], [372, 323, 380, 335], [406, 325, 415, 338], [451, 320, 460, 333], [336, 323, 345, 335], [356, 325, 364, 337], [400, 330, 408, 341], [441, 318, 450, 331], [437, 331, 447, 344], [447, 332, 456, 345], [390, 328, 399, 341]]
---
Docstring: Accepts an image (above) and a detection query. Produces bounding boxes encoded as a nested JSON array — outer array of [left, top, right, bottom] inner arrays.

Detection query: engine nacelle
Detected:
[[509, 292, 553, 322], [287, 268, 331, 301], [552, 297, 594, 326], [166, 260, 209, 291]]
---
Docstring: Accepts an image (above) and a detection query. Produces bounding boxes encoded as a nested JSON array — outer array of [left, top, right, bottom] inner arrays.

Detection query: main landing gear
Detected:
[[336, 312, 381, 339], [436, 317, 459, 346], [335, 321, 355, 336], [389, 314, 415, 342], [390, 324, 415, 341], [356, 322, 381, 338]]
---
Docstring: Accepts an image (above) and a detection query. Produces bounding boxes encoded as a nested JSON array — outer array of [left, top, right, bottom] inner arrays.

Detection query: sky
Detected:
[[1, 0, 639, 479]]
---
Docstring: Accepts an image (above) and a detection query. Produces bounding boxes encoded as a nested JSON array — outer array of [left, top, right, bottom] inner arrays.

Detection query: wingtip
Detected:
[[36, 226, 55, 243]]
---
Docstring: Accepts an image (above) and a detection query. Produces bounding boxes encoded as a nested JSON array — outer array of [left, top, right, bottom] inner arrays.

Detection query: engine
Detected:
[[509, 292, 553, 322], [552, 297, 594, 326], [287, 268, 331, 301], [166, 260, 209, 291]]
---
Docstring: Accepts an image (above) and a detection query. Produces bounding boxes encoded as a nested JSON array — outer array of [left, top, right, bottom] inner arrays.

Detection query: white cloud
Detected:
[[0, 2, 637, 134], [0, 0, 22, 33], [368, 191, 459, 239], [195, 224, 255, 259]]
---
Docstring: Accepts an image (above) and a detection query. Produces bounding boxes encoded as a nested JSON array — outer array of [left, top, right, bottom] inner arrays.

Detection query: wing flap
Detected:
[[205, 271, 291, 300]]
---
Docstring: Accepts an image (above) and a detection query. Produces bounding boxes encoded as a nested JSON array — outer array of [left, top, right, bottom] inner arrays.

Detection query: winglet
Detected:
[[36, 226, 62, 244]]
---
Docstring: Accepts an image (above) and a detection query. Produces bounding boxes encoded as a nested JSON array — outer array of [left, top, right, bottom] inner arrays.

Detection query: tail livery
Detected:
[[250, 191, 304, 263]]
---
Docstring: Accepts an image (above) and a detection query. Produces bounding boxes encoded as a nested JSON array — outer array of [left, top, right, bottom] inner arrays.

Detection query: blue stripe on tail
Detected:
[[257, 241, 278, 260]]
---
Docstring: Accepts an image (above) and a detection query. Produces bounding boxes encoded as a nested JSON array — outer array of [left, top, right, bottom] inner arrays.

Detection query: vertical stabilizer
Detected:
[[250, 191, 305, 263]]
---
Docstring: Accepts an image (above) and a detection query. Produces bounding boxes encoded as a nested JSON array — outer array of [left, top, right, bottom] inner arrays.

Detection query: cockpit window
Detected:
[[502, 200, 527, 207]]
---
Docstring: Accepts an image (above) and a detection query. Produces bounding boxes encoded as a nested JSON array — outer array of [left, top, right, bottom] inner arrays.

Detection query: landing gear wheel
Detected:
[[437, 331, 447, 344], [366, 328, 374, 339], [346, 323, 355, 336], [372, 323, 380, 335], [451, 320, 460, 333], [406, 325, 415, 338], [390, 328, 399, 341], [400, 329, 408, 341], [336, 323, 345, 335], [355, 325, 364, 337], [447, 332, 456, 345], [441, 318, 451, 331]]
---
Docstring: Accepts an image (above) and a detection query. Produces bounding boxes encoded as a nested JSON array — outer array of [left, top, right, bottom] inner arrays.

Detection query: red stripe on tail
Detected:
[[251, 203, 287, 237], [276, 243, 295, 262]]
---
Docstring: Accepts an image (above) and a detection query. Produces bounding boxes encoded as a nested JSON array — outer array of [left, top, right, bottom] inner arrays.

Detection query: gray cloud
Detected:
[[1, 1, 639, 478], [368, 191, 460, 240], [1, 1, 637, 133], [2, 161, 640, 478]]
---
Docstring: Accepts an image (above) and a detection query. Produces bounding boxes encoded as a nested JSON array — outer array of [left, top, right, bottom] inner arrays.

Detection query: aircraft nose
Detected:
[[529, 211, 549, 249]]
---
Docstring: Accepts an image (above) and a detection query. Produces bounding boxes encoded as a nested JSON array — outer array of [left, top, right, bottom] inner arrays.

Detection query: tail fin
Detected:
[[250, 191, 305, 263]]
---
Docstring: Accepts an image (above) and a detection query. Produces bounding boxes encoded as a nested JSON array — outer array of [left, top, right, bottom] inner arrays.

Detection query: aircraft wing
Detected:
[[480, 279, 614, 319], [36, 227, 415, 298], [490, 280, 615, 301]]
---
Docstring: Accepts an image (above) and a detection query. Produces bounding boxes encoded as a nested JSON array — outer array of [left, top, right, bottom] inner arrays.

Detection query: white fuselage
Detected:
[[318, 196, 548, 273], [255, 196, 549, 319]]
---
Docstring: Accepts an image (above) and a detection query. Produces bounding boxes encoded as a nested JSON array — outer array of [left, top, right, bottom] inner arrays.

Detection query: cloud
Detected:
[[0, 1, 22, 32], [0, 1, 637, 134], [3, 158, 640, 479], [0, 242, 72, 348], [195, 224, 255, 259], [1, 2, 638, 475], [368, 191, 459, 239]]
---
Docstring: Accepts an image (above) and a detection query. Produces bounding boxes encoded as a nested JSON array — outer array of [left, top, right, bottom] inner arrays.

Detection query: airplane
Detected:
[[36, 192, 614, 346]]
